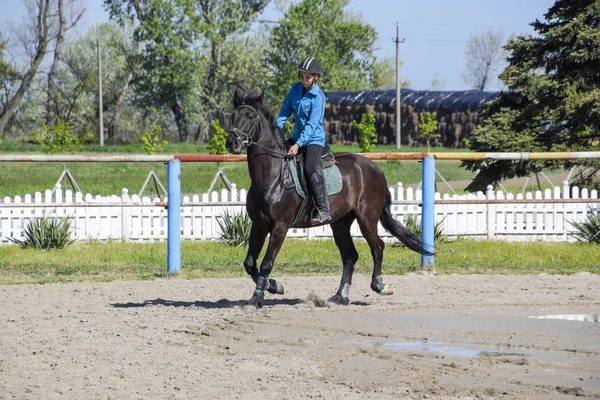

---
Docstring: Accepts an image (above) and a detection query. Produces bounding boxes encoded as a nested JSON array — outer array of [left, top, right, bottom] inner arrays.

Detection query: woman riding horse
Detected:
[[277, 56, 331, 224], [227, 90, 431, 310]]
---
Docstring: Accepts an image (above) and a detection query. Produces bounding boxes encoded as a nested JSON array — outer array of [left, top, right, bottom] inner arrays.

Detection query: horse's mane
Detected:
[[235, 90, 286, 146]]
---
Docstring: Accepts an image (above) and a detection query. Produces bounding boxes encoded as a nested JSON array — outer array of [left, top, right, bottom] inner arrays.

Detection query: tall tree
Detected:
[[105, 0, 203, 141], [193, 0, 270, 140], [45, 0, 85, 125], [0, 0, 53, 136], [264, 0, 384, 106], [0, 33, 19, 119], [463, 0, 600, 191], [105, 0, 269, 142], [461, 28, 506, 91]]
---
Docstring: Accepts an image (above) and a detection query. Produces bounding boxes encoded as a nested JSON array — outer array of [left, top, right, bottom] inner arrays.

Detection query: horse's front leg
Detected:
[[243, 223, 284, 297], [244, 224, 288, 310]]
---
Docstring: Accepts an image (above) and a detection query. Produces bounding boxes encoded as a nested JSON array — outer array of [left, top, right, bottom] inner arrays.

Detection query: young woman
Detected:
[[276, 56, 331, 223]]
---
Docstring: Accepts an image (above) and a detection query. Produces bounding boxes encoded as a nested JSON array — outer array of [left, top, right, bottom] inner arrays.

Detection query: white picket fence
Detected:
[[0, 182, 598, 245]]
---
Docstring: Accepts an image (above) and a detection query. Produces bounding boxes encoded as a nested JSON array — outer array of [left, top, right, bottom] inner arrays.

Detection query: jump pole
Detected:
[[421, 156, 435, 267], [167, 159, 181, 275]]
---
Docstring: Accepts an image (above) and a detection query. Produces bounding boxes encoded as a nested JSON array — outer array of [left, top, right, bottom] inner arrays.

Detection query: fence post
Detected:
[[167, 159, 181, 275], [486, 185, 495, 239], [421, 156, 435, 268]]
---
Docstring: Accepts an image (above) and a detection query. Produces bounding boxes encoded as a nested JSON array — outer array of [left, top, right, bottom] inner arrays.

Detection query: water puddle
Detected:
[[528, 313, 599, 323], [380, 341, 526, 358]]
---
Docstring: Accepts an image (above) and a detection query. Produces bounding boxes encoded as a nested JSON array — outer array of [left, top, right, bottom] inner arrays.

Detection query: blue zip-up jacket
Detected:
[[276, 82, 326, 148]]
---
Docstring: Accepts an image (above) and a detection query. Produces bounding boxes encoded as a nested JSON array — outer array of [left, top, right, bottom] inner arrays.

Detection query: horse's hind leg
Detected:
[[329, 215, 359, 305], [357, 215, 393, 296], [244, 224, 284, 297]]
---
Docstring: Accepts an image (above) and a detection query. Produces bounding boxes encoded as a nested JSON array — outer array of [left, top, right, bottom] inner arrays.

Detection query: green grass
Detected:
[[0, 141, 475, 197], [0, 239, 597, 285]]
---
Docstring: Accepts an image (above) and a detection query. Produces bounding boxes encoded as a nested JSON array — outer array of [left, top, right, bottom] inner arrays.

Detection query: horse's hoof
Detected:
[[327, 293, 350, 306], [242, 303, 259, 313], [378, 284, 393, 296], [243, 293, 264, 311], [267, 279, 284, 295]]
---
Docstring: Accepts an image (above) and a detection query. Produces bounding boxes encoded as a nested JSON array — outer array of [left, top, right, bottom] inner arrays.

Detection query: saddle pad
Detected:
[[289, 162, 342, 198]]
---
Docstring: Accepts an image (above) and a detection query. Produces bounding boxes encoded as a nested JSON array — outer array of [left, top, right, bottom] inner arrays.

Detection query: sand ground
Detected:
[[1, 273, 599, 399]]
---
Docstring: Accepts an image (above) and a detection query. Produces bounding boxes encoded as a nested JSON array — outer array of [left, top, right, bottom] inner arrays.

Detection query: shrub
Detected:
[[141, 126, 167, 155], [405, 214, 447, 243], [351, 113, 377, 153], [9, 216, 75, 250], [417, 111, 440, 151], [208, 120, 227, 155], [217, 210, 252, 247], [33, 117, 94, 154], [570, 208, 600, 244]]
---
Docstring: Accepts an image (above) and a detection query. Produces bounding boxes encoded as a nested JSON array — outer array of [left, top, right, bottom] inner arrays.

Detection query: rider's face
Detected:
[[299, 72, 316, 88]]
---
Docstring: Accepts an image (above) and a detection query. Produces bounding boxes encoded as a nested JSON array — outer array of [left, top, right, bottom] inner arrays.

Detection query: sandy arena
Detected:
[[1, 273, 599, 399]]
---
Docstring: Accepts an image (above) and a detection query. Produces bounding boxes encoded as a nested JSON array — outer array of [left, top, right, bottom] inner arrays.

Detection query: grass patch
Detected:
[[0, 238, 597, 285]]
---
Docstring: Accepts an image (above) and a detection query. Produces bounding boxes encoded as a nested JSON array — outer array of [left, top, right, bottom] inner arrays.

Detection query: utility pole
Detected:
[[394, 23, 405, 149], [97, 39, 104, 147]]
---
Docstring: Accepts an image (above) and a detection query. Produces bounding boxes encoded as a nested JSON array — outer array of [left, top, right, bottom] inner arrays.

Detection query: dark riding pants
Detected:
[[303, 144, 323, 179]]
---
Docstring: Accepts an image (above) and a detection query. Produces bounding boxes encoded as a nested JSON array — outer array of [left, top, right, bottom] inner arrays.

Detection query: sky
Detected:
[[0, 0, 556, 91]]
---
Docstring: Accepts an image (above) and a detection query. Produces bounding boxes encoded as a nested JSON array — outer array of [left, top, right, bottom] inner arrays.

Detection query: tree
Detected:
[[0, 0, 53, 136], [0, 33, 19, 119], [461, 28, 506, 91], [417, 111, 439, 151], [45, 0, 85, 125], [105, 0, 269, 142], [264, 0, 387, 106], [429, 73, 445, 90], [58, 23, 139, 142], [192, 0, 270, 140], [463, 0, 600, 191], [105, 0, 203, 142]]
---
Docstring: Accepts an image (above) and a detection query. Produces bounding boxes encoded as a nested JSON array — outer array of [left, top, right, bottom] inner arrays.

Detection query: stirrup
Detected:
[[311, 209, 331, 223]]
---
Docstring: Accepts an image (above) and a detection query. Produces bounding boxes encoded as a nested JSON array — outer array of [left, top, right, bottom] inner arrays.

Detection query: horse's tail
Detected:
[[380, 189, 434, 256]]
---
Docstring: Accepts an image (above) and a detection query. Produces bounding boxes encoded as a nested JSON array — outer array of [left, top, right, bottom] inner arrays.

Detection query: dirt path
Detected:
[[1, 273, 599, 399]]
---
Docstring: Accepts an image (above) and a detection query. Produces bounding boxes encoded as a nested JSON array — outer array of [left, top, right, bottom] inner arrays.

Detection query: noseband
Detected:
[[229, 105, 260, 149]]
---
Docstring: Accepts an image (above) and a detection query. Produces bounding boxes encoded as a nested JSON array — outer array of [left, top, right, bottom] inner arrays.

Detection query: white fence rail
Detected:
[[1, 182, 598, 245]]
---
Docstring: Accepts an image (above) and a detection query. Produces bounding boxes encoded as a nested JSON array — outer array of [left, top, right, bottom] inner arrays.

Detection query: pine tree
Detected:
[[464, 0, 600, 191]]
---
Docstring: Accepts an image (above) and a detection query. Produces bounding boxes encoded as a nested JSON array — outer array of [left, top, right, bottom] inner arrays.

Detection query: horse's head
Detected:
[[226, 90, 265, 154]]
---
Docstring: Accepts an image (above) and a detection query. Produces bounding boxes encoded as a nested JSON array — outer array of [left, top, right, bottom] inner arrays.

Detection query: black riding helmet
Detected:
[[298, 56, 322, 76]]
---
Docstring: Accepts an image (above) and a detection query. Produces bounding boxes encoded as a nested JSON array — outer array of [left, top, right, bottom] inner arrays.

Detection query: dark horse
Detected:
[[226, 90, 430, 310]]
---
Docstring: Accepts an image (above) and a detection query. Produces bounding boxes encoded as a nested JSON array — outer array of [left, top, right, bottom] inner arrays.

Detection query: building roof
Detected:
[[325, 89, 502, 110]]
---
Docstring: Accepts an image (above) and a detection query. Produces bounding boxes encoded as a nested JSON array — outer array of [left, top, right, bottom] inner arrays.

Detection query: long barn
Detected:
[[324, 89, 501, 148]]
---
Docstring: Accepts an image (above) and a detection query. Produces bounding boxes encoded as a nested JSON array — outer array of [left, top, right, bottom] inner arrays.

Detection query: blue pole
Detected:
[[421, 156, 435, 268], [167, 159, 181, 275]]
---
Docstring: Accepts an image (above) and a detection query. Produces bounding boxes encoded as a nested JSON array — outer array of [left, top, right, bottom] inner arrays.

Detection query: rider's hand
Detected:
[[287, 144, 299, 156]]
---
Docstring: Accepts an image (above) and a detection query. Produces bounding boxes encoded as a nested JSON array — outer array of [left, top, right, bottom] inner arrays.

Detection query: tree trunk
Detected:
[[46, 0, 66, 125], [171, 101, 189, 142], [0, 0, 52, 136], [107, 71, 133, 142]]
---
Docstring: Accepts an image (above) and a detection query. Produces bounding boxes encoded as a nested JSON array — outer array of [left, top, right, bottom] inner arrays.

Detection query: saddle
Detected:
[[282, 144, 342, 227], [295, 144, 335, 194]]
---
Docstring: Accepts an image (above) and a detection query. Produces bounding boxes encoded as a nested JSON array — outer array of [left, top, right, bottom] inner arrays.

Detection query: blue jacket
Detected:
[[276, 82, 326, 148]]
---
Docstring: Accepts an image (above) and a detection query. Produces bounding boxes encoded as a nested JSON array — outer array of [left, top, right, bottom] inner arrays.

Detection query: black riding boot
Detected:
[[308, 172, 332, 224]]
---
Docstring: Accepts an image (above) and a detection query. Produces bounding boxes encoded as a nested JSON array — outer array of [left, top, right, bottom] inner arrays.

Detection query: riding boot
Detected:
[[308, 171, 332, 224]]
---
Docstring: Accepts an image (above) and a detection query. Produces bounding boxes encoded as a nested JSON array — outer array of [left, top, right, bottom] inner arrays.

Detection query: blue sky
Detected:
[[1, 0, 556, 91]]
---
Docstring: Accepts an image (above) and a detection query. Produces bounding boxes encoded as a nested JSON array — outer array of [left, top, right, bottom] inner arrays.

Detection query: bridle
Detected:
[[229, 105, 261, 149], [229, 104, 288, 159]]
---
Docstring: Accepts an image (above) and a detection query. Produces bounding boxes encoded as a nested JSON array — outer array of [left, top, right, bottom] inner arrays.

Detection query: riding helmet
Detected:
[[298, 56, 322, 76]]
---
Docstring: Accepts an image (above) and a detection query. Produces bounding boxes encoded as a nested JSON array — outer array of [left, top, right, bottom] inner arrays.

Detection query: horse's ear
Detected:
[[234, 90, 242, 107], [257, 91, 264, 105]]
